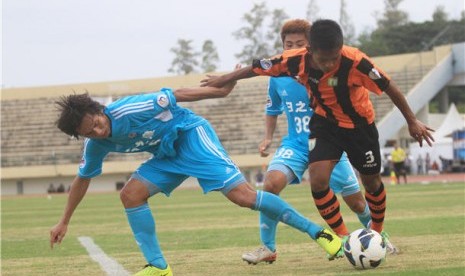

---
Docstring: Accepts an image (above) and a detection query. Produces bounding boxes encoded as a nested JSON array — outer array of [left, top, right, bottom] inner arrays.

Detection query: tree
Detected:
[[357, 16, 465, 57], [306, 0, 320, 22], [432, 6, 448, 23], [266, 9, 289, 54], [376, 0, 409, 29], [168, 39, 199, 75], [200, 40, 220, 73], [339, 0, 356, 45], [232, 2, 271, 63]]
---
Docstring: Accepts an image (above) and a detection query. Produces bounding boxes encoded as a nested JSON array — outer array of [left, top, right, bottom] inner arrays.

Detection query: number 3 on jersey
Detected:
[[294, 116, 311, 133]]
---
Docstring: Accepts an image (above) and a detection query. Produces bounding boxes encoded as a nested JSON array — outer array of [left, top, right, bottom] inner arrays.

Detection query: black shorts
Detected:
[[393, 162, 406, 174], [309, 114, 381, 175]]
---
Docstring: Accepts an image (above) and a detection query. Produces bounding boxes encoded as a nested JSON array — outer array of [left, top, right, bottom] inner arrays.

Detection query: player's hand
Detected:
[[408, 120, 435, 147], [50, 222, 68, 249], [259, 139, 272, 157], [200, 75, 222, 87]]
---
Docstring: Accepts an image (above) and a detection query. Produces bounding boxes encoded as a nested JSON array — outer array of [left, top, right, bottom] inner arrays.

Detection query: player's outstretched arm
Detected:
[[174, 80, 237, 102], [384, 82, 435, 147], [50, 176, 91, 249], [200, 65, 258, 88]]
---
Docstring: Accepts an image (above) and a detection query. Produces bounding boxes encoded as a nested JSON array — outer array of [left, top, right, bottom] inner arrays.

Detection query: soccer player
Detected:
[[201, 19, 434, 258], [241, 19, 373, 265], [49, 82, 344, 276]]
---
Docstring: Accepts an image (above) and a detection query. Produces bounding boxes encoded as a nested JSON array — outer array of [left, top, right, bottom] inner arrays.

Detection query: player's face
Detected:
[[77, 113, 111, 139], [310, 48, 341, 73], [283, 33, 308, 50]]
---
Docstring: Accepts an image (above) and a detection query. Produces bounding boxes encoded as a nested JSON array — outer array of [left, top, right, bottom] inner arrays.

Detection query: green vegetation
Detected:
[[2, 182, 464, 275]]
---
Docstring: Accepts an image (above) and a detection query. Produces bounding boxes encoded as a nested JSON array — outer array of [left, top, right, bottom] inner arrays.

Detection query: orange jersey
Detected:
[[252, 46, 391, 128]]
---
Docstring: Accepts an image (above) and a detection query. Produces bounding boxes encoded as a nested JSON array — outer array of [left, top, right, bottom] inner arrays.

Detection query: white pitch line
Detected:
[[78, 236, 131, 276]]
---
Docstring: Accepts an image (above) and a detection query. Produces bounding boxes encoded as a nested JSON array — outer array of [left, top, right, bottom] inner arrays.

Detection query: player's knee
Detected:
[[309, 165, 331, 191], [309, 175, 330, 192], [226, 184, 256, 208], [119, 186, 147, 208], [360, 174, 382, 193], [350, 200, 367, 214], [263, 181, 284, 195]]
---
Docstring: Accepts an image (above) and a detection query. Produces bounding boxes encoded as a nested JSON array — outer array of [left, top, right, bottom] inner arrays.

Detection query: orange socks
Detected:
[[365, 183, 386, 233], [312, 188, 349, 236]]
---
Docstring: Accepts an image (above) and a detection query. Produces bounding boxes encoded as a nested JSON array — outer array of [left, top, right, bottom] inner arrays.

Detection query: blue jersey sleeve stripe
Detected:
[[110, 101, 154, 118], [113, 105, 154, 120], [110, 99, 153, 114]]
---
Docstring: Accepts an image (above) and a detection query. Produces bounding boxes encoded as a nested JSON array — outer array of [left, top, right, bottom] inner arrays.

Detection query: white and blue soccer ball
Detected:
[[343, 228, 387, 269]]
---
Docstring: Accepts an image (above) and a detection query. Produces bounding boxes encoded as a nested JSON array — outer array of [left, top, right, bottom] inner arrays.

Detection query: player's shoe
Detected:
[[315, 228, 344, 261], [242, 246, 277, 265], [326, 235, 348, 260], [133, 264, 172, 276], [381, 231, 399, 255]]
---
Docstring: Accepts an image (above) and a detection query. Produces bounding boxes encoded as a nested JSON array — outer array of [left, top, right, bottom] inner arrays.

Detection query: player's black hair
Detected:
[[55, 93, 104, 139], [308, 19, 343, 51]]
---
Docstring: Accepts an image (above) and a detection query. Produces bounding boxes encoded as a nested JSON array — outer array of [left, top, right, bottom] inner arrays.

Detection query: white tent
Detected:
[[432, 103, 465, 142], [409, 103, 465, 173]]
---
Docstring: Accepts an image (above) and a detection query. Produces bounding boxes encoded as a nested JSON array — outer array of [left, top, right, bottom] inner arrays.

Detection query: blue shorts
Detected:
[[330, 153, 360, 197], [268, 145, 360, 196], [268, 143, 308, 184], [132, 122, 246, 196]]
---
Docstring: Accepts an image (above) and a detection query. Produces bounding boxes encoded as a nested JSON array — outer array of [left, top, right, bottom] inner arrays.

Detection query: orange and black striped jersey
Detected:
[[252, 46, 391, 129]]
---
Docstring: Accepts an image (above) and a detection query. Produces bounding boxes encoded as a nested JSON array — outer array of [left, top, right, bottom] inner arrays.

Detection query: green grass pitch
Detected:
[[2, 182, 464, 275]]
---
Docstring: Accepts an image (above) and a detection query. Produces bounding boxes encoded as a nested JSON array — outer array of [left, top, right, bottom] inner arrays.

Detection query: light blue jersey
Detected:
[[266, 77, 359, 196], [78, 88, 245, 195]]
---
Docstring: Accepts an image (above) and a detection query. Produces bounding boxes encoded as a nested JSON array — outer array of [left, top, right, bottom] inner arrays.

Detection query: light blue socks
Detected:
[[125, 203, 167, 269], [254, 190, 322, 240], [259, 212, 278, 251], [357, 202, 372, 228]]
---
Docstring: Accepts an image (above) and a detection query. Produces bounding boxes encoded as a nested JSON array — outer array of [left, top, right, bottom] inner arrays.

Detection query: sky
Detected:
[[3, 0, 464, 88]]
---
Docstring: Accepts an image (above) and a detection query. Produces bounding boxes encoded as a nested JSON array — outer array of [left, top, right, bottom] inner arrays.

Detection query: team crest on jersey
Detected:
[[308, 138, 316, 151], [369, 68, 382, 80], [259, 59, 272, 70], [266, 96, 272, 108], [157, 94, 169, 108], [327, 77, 338, 86]]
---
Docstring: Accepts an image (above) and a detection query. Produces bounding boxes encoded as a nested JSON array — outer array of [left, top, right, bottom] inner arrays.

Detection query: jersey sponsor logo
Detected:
[[259, 59, 272, 70], [369, 68, 382, 80], [157, 94, 169, 108], [281, 89, 288, 96]]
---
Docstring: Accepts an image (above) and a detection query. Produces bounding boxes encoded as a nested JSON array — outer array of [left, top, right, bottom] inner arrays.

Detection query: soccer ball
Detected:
[[343, 228, 386, 269]]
